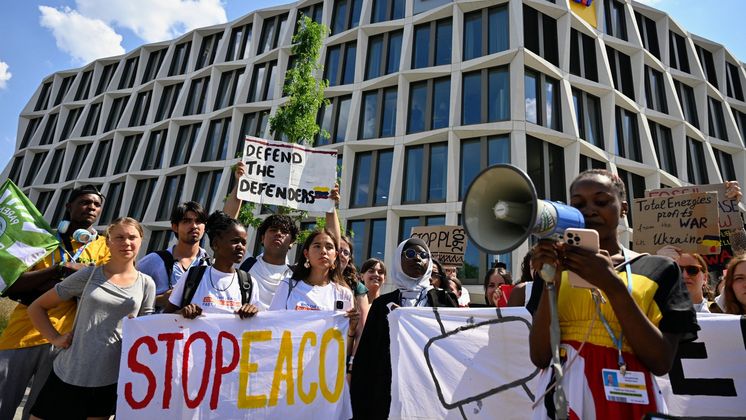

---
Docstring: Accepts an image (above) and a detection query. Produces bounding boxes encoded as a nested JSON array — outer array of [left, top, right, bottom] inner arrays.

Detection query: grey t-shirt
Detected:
[[53, 265, 155, 387]]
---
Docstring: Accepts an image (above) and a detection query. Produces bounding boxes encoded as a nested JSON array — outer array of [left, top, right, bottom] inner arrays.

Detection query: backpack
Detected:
[[177, 266, 253, 309], [155, 249, 211, 288], [238, 256, 258, 273]]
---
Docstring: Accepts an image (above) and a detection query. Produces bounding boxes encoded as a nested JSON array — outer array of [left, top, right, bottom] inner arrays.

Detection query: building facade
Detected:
[[2, 0, 745, 298]]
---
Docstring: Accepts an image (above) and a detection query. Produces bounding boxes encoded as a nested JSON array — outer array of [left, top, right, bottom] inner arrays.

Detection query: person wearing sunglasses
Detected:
[[678, 253, 713, 313], [351, 238, 457, 419]]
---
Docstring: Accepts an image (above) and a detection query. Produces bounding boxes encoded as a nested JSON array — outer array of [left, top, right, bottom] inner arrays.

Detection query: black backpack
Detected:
[[177, 266, 253, 309], [154, 250, 211, 288]]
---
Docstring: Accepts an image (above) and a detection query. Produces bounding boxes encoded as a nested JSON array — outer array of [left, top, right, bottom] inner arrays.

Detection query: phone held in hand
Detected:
[[496, 284, 513, 307], [564, 228, 599, 289]]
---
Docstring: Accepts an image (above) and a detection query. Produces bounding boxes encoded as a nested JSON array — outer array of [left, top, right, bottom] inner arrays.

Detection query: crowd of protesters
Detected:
[[0, 161, 744, 419]]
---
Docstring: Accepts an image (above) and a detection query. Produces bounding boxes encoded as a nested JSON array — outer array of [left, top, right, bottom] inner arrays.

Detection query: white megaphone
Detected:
[[462, 164, 585, 255]]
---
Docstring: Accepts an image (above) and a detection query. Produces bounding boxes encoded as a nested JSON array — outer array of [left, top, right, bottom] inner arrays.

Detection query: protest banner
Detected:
[[237, 136, 337, 213], [646, 184, 744, 230], [0, 180, 59, 294], [409, 226, 467, 267], [389, 308, 746, 419], [632, 192, 721, 254], [116, 311, 351, 419]]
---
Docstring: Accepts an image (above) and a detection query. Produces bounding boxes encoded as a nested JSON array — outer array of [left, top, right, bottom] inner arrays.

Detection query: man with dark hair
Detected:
[[0, 185, 110, 420], [137, 201, 210, 310]]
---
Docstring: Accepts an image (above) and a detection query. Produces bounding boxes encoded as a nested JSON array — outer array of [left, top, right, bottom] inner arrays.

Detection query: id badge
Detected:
[[601, 368, 649, 405]]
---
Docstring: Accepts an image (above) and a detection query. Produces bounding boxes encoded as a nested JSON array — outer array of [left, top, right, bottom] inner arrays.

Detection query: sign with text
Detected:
[[632, 192, 721, 254], [238, 137, 337, 213], [646, 184, 744, 230], [409, 225, 467, 267], [116, 312, 351, 419]]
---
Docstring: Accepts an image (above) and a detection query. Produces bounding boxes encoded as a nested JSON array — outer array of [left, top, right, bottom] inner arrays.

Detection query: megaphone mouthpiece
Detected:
[[493, 201, 532, 225]]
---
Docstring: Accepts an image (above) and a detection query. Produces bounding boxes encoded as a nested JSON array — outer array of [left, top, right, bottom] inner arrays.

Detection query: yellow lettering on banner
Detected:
[[269, 330, 295, 406], [297, 331, 318, 404], [319, 328, 345, 403], [238, 330, 271, 409]]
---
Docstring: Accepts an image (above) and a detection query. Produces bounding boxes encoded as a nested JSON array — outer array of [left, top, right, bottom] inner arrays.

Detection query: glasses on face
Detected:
[[339, 249, 351, 257], [402, 248, 429, 260], [680, 265, 702, 276]]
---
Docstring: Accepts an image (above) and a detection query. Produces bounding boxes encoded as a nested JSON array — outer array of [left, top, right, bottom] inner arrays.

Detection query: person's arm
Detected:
[[528, 241, 562, 368], [138, 277, 156, 316], [27, 288, 73, 348], [326, 184, 341, 247], [351, 293, 369, 355], [223, 161, 246, 219]]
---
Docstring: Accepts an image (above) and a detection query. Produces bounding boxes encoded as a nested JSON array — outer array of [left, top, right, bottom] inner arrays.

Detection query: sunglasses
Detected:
[[680, 265, 702, 276], [402, 249, 430, 260]]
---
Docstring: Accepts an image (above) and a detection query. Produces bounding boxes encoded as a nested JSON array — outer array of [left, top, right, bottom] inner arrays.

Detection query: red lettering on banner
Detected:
[[157, 332, 184, 409], [182, 331, 213, 409], [125, 335, 158, 409], [211, 331, 239, 409]]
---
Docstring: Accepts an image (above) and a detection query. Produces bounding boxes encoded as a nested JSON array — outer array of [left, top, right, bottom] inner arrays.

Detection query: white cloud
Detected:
[[0, 61, 11, 89], [39, 6, 125, 64], [76, 0, 228, 43]]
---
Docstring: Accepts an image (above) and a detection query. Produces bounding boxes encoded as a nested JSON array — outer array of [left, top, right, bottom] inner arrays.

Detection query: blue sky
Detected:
[[1, 0, 745, 171]]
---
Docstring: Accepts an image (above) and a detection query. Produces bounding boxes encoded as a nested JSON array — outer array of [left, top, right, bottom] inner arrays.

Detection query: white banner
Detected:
[[389, 308, 746, 419], [116, 312, 351, 419], [237, 136, 337, 213]]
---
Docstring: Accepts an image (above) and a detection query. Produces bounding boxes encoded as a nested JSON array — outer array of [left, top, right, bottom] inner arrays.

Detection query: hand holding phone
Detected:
[[564, 228, 599, 289]]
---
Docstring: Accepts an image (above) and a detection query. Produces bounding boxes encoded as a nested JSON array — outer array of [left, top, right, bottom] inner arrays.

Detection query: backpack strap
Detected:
[[154, 250, 175, 288], [236, 269, 254, 305], [285, 278, 301, 310], [179, 266, 208, 309], [239, 256, 258, 272]]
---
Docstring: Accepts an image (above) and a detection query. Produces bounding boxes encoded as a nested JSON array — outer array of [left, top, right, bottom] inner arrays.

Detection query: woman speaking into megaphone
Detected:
[[528, 169, 699, 420]]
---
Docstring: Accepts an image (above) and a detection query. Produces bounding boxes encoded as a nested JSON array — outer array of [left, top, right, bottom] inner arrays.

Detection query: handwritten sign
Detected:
[[237, 136, 337, 213], [409, 226, 467, 267], [632, 192, 721, 254], [646, 184, 743, 230]]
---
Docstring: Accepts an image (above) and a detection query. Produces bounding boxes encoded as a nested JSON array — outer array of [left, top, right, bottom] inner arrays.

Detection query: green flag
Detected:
[[0, 180, 60, 293]]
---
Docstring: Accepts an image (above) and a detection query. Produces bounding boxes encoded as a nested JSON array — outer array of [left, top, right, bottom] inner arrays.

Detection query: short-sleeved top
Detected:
[[137, 246, 210, 294], [168, 267, 258, 313], [269, 278, 353, 311], [53, 266, 155, 387], [247, 255, 294, 310], [0, 235, 110, 350]]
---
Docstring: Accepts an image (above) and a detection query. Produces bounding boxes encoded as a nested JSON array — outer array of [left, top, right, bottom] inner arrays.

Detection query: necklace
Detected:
[[209, 267, 235, 292]]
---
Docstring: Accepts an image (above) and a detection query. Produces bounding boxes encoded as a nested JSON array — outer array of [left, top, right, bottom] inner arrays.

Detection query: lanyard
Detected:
[[52, 233, 90, 265], [593, 247, 633, 374]]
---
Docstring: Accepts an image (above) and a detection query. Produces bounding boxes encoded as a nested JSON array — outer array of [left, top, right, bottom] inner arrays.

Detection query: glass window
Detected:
[[435, 19, 452, 66], [184, 76, 210, 115], [155, 83, 183, 122], [572, 88, 604, 149], [607, 46, 635, 100], [669, 31, 690, 73], [203, 117, 231, 162], [342, 43, 356, 85], [579, 155, 607, 172], [114, 134, 141, 174], [366, 36, 383, 80], [104, 96, 129, 132], [403, 146, 424, 203], [248, 60, 277, 102], [21, 118, 42, 149], [81, 103, 101, 137], [324, 42, 356, 86], [118, 57, 139, 90], [371, 0, 404, 23], [316, 95, 351, 145], [525, 69, 561, 131], [674, 80, 699, 129], [157, 175, 185, 221], [635, 12, 660, 59], [365, 30, 402, 80], [569, 28, 598, 82], [604, 0, 627, 41], [215, 68, 246, 110], [141, 129, 167, 170], [24, 152, 47, 187], [386, 30, 402, 75], [714, 148, 736, 181], [226, 23, 252, 62], [347, 218, 386, 262], [432, 78, 450, 130], [428, 143, 447, 201], [100, 182, 124, 224], [75, 70, 93, 101], [66, 143, 91, 181], [35, 190, 54, 216], [463, 11, 482, 61], [35, 81, 52, 111], [462, 66, 510, 125], [412, 24, 430, 69], [193, 170, 223, 212], [351, 152, 372, 207], [142, 49, 166, 83], [331, 0, 362, 35], [614, 107, 641, 162], [381, 88, 397, 137], [168, 42, 191, 76], [147, 231, 173, 254], [707, 97, 728, 140], [617, 169, 645, 226], [734, 109, 746, 142], [196, 32, 223, 70], [258, 13, 288, 54], [51, 189, 73, 227], [89, 139, 112, 178], [462, 72, 481, 126], [523, 5, 558, 66], [45, 148, 65, 184], [411, 18, 452, 69], [60, 107, 83, 141], [649, 121, 676, 176], [726, 62, 744, 101], [407, 81, 427, 134], [526, 136, 565, 202], [129, 90, 152, 127], [172, 123, 201, 166], [54, 75, 75, 106], [696, 45, 719, 89], [398, 215, 446, 244], [39, 113, 58, 145], [129, 178, 157, 220], [644, 66, 668, 114], [95, 63, 118, 95], [7, 156, 24, 185], [686, 137, 709, 184], [403, 142, 447, 204]]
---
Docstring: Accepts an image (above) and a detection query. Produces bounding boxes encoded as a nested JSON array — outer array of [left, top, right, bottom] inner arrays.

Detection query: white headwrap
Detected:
[[391, 238, 433, 306]]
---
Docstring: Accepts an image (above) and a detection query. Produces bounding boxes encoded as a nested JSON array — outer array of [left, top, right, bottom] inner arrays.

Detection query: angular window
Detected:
[[157, 175, 186, 220], [411, 18, 452, 69], [193, 170, 224, 212], [129, 178, 157, 220], [686, 137, 709, 184], [35, 190, 54, 216], [215, 68, 246, 110], [462, 66, 510, 126], [89, 138, 112, 178], [35, 81, 52, 111], [196, 32, 223, 70], [707, 96, 728, 140], [607, 46, 635, 99], [399, 215, 446, 244], [365, 30, 402, 80], [248, 60, 277, 102], [24, 152, 48, 187], [713, 148, 736, 181], [649, 121, 676, 176], [669, 32, 690, 73], [297, 3, 324, 28], [413, 0, 451, 15], [371, 0, 404, 23], [734, 109, 746, 142], [39, 113, 58, 145], [346, 218, 386, 262], [129, 90, 152, 127], [617, 168, 645, 226], [674, 80, 699, 128], [104, 96, 129, 132], [119, 56, 139, 89], [350, 148, 393, 207], [169, 42, 192, 76], [459, 135, 510, 199], [95, 63, 118, 95], [172, 123, 202, 166], [696, 45, 718, 89], [603, 0, 627, 41], [523, 5, 558, 66], [203, 117, 231, 162], [20, 118, 42, 149], [100, 182, 124, 224], [143, 48, 167, 83], [579, 155, 607, 172], [402, 142, 448, 204], [569, 28, 598, 82], [54, 75, 75, 106], [59, 107, 83, 141], [359, 87, 397, 139], [75, 70, 93, 101], [635, 12, 660, 59], [324, 41, 356, 86], [155, 83, 183, 122], [526, 136, 565, 202], [66, 143, 92, 181], [114, 134, 141, 174], [7, 156, 24, 185], [147, 230, 173, 253], [316, 95, 351, 145], [258, 13, 288, 54], [52, 189, 73, 227], [407, 77, 450, 134], [614, 107, 641, 162], [225, 23, 252, 62], [45, 148, 65, 184], [141, 129, 167, 170], [81, 102, 102, 137], [240, 110, 270, 140], [331, 0, 362, 35], [726, 62, 744, 101], [525, 69, 561, 131], [184, 76, 210, 116], [644, 66, 668, 114], [572, 88, 603, 149], [463, 5, 509, 61]]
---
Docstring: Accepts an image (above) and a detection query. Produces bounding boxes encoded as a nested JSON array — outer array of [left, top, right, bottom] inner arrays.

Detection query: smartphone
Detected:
[[564, 228, 599, 289], [496, 284, 514, 307]]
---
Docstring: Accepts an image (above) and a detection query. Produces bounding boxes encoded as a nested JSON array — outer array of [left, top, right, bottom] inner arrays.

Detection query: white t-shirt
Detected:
[[248, 254, 294, 311], [169, 267, 258, 314], [269, 278, 353, 311]]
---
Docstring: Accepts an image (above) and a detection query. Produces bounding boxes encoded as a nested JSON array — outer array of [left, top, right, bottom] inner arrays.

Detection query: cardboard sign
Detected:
[[632, 192, 721, 254], [409, 226, 467, 267], [237, 136, 337, 213], [646, 184, 744, 230]]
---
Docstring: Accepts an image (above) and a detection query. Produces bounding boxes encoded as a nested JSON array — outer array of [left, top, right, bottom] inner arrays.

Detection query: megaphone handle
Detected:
[[540, 263, 557, 284]]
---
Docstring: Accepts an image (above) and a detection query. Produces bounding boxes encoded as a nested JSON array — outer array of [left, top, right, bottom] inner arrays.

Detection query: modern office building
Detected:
[[2, 0, 745, 298]]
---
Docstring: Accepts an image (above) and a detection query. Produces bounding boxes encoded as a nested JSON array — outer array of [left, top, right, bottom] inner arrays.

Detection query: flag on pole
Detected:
[[0, 180, 59, 293]]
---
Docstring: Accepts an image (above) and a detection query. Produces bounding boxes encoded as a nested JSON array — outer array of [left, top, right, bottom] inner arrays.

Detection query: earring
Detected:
[[304, 260, 310, 268]]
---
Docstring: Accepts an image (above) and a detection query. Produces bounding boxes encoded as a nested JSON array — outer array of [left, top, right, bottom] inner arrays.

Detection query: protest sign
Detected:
[[0, 180, 59, 293], [389, 308, 746, 419], [409, 226, 467, 267], [646, 184, 744, 230], [237, 136, 337, 213], [116, 311, 351, 419], [632, 192, 721, 254]]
